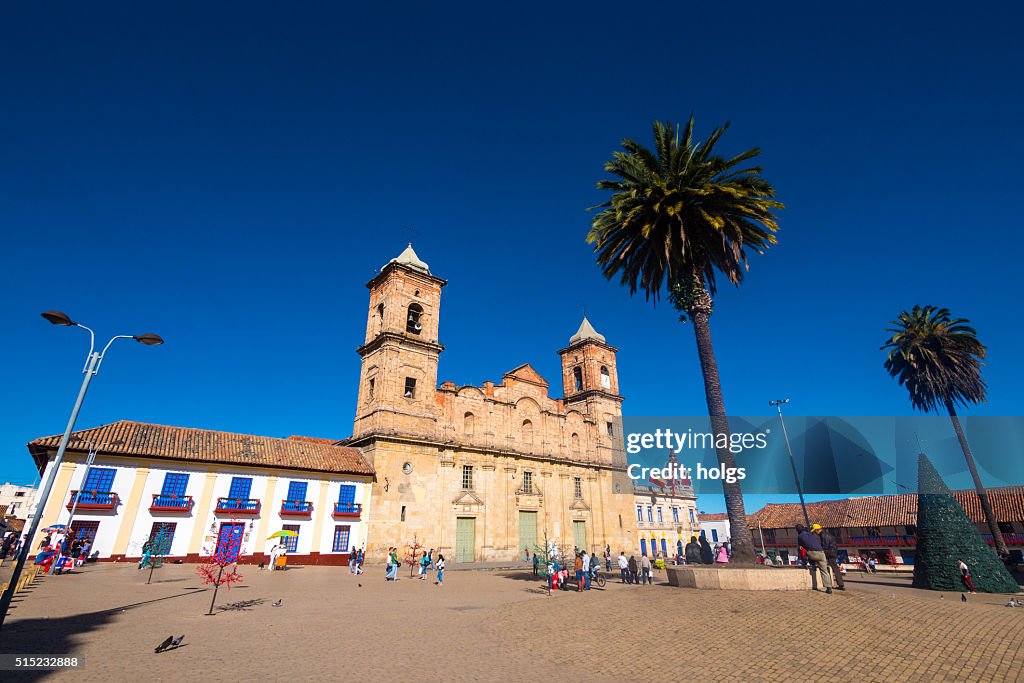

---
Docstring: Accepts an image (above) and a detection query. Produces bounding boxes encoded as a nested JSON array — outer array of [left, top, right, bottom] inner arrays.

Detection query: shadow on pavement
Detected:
[[0, 589, 209, 682]]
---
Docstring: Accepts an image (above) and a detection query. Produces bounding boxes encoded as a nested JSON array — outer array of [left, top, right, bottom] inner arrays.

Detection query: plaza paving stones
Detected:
[[0, 563, 1021, 682]]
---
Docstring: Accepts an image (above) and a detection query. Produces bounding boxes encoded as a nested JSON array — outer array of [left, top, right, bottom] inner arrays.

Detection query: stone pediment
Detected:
[[503, 364, 549, 388], [452, 489, 485, 508], [570, 498, 591, 512]]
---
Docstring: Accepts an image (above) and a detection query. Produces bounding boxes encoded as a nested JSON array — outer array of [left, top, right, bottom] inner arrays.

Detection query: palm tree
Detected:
[[882, 305, 1007, 556], [587, 118, 782, 564]]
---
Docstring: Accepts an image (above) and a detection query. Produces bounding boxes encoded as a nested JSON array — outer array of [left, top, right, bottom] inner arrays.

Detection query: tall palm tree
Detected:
[[882, 305, 1007, 556], [587, 118, 782, 564]]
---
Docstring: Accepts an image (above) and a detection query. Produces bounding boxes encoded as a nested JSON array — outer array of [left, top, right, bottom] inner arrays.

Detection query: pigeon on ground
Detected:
[[961, 593, 967, 602], [272, 599, 282, 607], [1006, 598, 1020, 608], [155, 636, 173, 653], [357, 583, 362, 588], [170, 634, 185, 648]]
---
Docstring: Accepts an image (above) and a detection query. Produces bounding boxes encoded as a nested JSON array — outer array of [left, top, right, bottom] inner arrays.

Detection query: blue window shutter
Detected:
[[333, 526, 351, 553], [83, 468, 116, 492], [337, 484, 356, 504], [282, 524, 300, 552], [161, 473, 189, 496], [228, 477, 253, 499], [640, 538, 647, 555], [286, 481, 308, 502]]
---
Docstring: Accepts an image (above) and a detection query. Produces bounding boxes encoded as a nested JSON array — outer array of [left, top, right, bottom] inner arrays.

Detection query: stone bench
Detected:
[[665, 565, 813, 591]]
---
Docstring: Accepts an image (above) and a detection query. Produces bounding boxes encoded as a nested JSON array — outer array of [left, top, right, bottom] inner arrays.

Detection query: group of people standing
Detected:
[[616, 551, 654, 585], [546, 548, 603, 591], [683, 534, 727, 565], [796, 523, 845, 593], [347, 547, 365, 575], [384, 546, 445, 585], [0, 531, 26, 561]]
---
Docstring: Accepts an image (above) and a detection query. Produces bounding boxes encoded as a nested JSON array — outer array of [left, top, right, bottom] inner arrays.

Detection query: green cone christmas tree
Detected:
[[913, 452, 1018, 593]]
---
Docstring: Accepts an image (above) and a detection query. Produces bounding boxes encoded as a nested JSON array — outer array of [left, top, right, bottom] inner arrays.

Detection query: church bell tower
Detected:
[[353, 244, 446, 439]]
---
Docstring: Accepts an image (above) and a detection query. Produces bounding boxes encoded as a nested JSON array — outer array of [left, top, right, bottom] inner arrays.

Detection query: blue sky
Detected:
[[2, 2, 1021, 514]]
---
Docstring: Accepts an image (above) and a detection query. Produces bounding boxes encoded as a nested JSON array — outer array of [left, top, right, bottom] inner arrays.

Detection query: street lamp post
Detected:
[[0, 311, 162, 630], [769, 398, 810, 528]]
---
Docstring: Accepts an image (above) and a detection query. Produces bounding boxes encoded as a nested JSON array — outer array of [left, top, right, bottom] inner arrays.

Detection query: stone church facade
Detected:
[[345, 245, 637, 562]]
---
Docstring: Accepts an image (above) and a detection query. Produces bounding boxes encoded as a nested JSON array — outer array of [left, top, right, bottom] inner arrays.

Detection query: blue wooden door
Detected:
[[217, 523, 245, 562]]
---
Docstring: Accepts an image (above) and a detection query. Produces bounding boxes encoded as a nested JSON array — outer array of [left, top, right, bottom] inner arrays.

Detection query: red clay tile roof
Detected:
[[699, 513, 730, 522], [747, 487, 1024, 529], [27, 420, 374, 477]]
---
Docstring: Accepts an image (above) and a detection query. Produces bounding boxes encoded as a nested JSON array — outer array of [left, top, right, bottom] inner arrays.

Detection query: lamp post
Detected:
[[0, 311, 162, 630], [769, 398, 810, 528]]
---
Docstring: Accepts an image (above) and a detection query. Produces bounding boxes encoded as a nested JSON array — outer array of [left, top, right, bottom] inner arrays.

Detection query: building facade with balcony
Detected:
[[27, 420, 374, 565], [632, 482, 700, 559], [746, 487, 1024, 567]]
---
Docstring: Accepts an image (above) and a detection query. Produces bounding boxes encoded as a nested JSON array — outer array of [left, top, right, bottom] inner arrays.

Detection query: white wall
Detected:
[[32, 455, 371, 560]]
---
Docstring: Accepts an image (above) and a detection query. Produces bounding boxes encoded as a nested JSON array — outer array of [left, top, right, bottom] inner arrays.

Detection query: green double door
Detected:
[[519, 511, 537, 556], [455, 517, 476, 563], [573, 520, 586, 550]]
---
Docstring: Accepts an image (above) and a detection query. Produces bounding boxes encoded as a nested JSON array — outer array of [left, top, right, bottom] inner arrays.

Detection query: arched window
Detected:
[[571, 432, 580, 452], [600, 366, 610, 389], [464, 412, 475, 436], [376, 303, 385, 333], [573, 366, 583, 391], [522, 419, 533, 445], [406, 303, 423, 334]]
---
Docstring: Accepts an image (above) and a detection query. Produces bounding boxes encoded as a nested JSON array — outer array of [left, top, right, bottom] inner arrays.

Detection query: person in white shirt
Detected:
[[617, 552, 629, 583], [435, 554, 446, 585]]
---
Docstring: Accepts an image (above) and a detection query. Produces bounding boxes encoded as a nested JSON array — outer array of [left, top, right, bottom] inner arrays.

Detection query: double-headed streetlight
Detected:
[[0, 311, 163, 630], [769, 398, 810, 528]]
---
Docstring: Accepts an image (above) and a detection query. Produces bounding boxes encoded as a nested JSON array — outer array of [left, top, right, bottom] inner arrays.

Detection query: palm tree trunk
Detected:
[[945, 399, 1008, 556], [687, 274, 756, 564]]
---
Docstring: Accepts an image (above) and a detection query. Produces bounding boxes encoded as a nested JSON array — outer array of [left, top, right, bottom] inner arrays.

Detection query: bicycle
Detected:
[[591, 567, 607, 588]]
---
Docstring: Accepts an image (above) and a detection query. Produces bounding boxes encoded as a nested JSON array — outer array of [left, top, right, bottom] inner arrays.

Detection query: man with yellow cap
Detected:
[[813, 524, 845, 590], [796, 523, 832, 594]]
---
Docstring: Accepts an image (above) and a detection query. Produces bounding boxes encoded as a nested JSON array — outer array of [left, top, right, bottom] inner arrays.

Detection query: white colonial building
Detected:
[[0, 481, 39, 521], [27, 421, 374, 565]]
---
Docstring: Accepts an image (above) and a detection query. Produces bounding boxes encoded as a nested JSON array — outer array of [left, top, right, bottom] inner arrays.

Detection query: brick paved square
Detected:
[[0, 563, 1021, 682]]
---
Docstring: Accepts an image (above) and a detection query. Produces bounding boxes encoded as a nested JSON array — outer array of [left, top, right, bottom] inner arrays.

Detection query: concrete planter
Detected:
[[665, 565, 813, 591]]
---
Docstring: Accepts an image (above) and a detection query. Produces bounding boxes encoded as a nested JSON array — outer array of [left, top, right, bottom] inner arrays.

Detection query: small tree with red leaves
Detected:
[[197, 532, 245, 615], [404, 534, 424, 578]]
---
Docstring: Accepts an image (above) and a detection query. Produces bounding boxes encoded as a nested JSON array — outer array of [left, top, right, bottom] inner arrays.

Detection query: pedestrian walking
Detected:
[[349, 546, 357, 574], [419, 550, 431, 580], [814, 524, 845, 590], [532, 553, 539, 577], [640, 553, 653, 585], [958, 559, 976, 593], [796, 524, 832, 594], [354, 547, 364, 575], [574, 553, 584, 592], [627, 555, 639, 585], [617, 551, 629, 583], [435, 554, 445, 585]]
